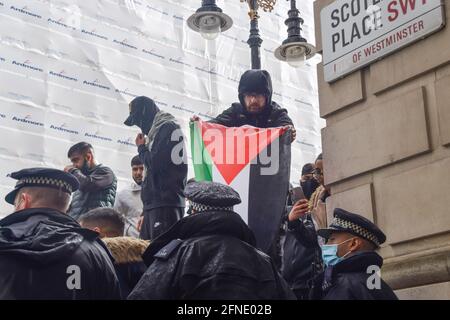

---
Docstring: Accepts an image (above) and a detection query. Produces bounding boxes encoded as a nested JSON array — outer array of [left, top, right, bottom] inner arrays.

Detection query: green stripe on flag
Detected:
[[190, 121, 213, 182]]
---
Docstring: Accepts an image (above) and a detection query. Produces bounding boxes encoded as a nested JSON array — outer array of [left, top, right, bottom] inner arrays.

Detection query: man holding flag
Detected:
[[190, 70, 294, 257], [191, 69, 296, 141]]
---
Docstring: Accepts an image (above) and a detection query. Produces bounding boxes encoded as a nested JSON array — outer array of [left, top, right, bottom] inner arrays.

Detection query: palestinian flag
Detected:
[[190, 120, 291, 253]]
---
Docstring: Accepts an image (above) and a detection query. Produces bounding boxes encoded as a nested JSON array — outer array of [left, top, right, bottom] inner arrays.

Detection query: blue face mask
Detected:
[[321, 238, 355, 267]]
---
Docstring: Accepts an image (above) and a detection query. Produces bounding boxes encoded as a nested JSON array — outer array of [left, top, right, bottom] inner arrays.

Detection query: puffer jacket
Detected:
[[103, 237, 149, 298], [68, 164, 117, 221], [128, 210, 296, 300]]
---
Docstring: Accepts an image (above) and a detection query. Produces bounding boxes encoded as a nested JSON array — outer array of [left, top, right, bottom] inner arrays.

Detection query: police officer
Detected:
[[309, 208, 398, 300], [128, 181, 295, 300], [0, 168, 121, 299]]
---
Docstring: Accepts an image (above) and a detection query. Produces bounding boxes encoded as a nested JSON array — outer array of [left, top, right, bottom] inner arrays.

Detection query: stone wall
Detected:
[[314, 0, 450, 299]]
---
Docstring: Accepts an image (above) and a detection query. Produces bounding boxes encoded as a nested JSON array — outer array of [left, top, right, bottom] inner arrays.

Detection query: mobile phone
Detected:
[[292, 187, 306, 203]]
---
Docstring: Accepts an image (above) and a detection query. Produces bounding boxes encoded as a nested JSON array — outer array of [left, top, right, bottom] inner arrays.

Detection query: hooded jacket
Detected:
[[126, 96, 187, 210], [103, 237, 149, 298], [0, 208, 121, 300], [209, 70, 294, 128], [309, 251, 398, 300], [68, 164, 117, 221], [128, 210, 295, 300]]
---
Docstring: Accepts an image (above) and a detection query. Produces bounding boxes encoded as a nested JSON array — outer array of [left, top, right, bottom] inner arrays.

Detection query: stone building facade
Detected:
[[314, 0, 450, 299]]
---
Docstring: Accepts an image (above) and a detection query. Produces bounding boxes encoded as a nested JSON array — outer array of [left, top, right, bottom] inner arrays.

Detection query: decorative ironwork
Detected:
[[258, 0, 277, 12], [248, 9, 259, 20], [240, 0, 277, 12]]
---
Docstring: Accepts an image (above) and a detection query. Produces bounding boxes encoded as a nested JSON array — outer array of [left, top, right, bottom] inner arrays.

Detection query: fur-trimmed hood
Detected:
[[103, 237, 149, 265]]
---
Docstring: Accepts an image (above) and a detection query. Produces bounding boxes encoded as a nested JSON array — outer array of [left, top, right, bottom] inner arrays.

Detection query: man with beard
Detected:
[[192, 69, 296, 141], [114, 155, 144, 237], [65, 142, 117, 221], [0, 168, 121, 299], [128, 181, 295, 300], [191, 69, 295, 265], [124, 96, 187, 240]]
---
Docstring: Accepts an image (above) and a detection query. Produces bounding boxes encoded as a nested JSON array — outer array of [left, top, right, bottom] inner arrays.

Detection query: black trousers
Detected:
[[139, 207, 184, 240]]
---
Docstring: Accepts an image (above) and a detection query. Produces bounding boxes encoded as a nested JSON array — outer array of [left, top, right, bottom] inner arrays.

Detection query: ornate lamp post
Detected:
[[275, 0, 316, 68], [187, 0, 316, 69]]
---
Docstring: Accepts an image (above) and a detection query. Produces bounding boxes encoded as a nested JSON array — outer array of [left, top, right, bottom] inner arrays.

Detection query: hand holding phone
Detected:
[[292, 187, 306, 203], [288, 198, 309, 221]]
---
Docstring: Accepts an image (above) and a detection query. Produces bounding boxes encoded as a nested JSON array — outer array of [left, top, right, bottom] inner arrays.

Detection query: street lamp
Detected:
[[186, 0, 233, 40], [244, 0, 263, 70], [187, 0, 315, 69], [275, 0, 316, 67]]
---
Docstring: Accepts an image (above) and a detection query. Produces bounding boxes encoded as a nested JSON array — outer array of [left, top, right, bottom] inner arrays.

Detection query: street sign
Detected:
[[321, 0, 446, 82]]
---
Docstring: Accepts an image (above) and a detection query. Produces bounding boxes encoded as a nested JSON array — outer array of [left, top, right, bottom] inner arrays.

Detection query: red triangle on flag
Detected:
[[200, 121, 287, 184]]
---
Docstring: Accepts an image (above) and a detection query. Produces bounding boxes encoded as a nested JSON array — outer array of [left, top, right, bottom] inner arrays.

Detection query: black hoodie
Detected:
[[125, 96, 187, 210], [209, 70, 294, 129], [128, 211, 295, 300], [124, 96, 160, 135], [0, 208, 121, 300]]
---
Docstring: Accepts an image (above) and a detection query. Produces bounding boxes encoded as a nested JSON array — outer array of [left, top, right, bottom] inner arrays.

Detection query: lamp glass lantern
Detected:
[[187, 1, 233, 40], [187, 0, 315, 69], [274, 0, 316, 67]]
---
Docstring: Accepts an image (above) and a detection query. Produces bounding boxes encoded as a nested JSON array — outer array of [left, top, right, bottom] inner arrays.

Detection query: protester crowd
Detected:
[[0, 70, 397, 300]]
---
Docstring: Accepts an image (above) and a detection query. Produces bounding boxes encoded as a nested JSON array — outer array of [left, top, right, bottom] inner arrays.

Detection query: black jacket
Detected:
[[209, 70, 293, 129], [209, 102, 294, 129], [309, 251, 398, 300], [138, 121, 187, 210], [0, 208, 121, 300], [282, 212, 323, 297], [128, 211, 295, 300], [68, 164, 117, 220]]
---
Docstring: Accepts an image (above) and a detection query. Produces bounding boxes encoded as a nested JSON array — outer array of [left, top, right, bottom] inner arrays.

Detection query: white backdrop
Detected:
[[0, 0, 324, 217]]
